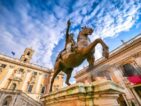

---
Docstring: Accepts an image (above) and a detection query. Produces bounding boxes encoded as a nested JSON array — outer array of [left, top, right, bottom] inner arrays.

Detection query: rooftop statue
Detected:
[[49, 20, 109, 92]]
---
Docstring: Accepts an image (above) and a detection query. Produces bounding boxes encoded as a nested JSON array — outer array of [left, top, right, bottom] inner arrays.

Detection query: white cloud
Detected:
[[0, 0, 141, 72], [69, 0, 141, 76]]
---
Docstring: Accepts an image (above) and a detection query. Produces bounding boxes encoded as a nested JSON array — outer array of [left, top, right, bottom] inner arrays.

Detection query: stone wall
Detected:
[[0, 89, 42, 106], [0, 48, 64, 101], [41, 80, 124, 106]]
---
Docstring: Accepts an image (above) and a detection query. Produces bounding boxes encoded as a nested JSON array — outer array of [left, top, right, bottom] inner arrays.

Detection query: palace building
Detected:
[[1, 35, 141, 106], [75, 34, 141, 106], [0, 48, 64, 102]]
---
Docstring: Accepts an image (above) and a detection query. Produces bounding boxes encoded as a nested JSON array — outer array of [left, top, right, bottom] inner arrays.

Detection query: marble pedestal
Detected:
[[41, 80, 124, 106]]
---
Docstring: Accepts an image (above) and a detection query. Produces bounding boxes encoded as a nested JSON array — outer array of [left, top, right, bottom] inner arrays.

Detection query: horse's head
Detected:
[[81, 26, 93, 36]]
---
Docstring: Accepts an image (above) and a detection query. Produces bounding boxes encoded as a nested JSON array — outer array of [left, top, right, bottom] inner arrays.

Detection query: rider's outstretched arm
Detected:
[[65, 20, 71, 47]]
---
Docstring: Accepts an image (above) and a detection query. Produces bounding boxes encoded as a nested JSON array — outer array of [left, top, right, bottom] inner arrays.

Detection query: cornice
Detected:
[[0, 54, 51, 74]]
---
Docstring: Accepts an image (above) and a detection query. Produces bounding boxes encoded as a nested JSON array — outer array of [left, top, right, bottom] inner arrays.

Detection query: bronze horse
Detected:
[[49, 22, 109, 92]]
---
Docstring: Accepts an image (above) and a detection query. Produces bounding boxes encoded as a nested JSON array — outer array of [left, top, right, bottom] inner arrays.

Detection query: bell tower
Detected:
[[20, 48, 34, 63]]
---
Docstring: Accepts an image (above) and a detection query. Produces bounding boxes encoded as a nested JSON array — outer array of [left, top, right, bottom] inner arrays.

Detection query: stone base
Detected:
[[0, 89, 42, 106], [41, 80, 124, 106]]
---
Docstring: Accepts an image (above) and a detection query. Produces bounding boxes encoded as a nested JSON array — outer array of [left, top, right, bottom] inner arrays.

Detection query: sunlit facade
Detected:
[[75, 34, 141, 106], [0, 48, 64, 101]]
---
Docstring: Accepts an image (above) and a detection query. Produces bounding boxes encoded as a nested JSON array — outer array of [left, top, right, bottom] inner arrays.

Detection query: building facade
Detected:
[[0, 89, 42, 106], [75, 34, 141, 106], [0, 48, 64, 101]]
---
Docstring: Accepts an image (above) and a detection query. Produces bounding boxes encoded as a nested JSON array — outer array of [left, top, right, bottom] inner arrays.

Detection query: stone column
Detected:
[[0, 68, 15, 89], [35, 73, 43, 94], [45, 74, 51, 94], [21, 70, 32, 92], [130, 88, 141, 106], [109, 66, 136, 106]]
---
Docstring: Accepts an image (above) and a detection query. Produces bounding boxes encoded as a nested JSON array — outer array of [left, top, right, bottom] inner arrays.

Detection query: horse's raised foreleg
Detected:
[[65, 68, 73, 86], [82, 38, 109, 58], [96, 38, 109, 59], [49, 60, 62, 92]]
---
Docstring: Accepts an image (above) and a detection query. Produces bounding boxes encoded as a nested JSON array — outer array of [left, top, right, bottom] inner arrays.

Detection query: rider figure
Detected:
[[56, 20, 76, 61], [65, 20, 75, 53]]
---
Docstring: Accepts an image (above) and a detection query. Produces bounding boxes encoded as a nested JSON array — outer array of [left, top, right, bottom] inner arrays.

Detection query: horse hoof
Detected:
[[105, 54, 109, 59], [105, 52, 109, 59], [66, 83, 71, 86], [89, 64, 94, 68], [102, 50, 109, 59]]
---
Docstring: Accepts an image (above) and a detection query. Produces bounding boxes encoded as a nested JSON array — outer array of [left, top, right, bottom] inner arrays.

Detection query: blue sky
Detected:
[[0, 0, 141, 79]]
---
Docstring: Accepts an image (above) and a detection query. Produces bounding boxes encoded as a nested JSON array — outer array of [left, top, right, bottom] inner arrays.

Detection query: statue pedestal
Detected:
[[41, 80, 124, 106]]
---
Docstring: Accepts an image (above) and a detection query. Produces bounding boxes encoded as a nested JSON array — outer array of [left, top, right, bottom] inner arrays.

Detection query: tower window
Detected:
[[24, 58, 27, 62], [27, 52, 30, 56], [27, 85, 33, 93]]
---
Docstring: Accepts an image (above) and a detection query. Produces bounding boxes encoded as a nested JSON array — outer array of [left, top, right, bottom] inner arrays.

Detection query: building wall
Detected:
[[0, 89, 42, 106], [0, 48, 64, 101], [51, 72, 64, 92], [75, 35, 141, 106]]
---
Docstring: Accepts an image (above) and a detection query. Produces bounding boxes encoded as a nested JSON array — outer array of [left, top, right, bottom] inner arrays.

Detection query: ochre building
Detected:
[[0, 48, 64, 101], [75, 34, 141, 106]]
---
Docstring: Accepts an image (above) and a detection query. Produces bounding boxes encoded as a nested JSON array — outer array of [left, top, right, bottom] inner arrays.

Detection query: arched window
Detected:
[[27, 85, 33, 93], [10, 83, 16, 90], [2, 96, 12, 106], [123, 64, 139, 77], [41, 86, 46, 94], [117, 94, 127, 106]]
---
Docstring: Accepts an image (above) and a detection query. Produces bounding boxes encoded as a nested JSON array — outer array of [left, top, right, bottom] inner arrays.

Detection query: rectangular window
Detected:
[[44, 74, 48, 78], [27, 85, 33, 93], [41, 86, 46, 94], [17, 68, 24, 74], [19, 68, 24, 72], [33, 72, 37, 76], [1, 64, 6, 68], [134, 86, 141, 99]]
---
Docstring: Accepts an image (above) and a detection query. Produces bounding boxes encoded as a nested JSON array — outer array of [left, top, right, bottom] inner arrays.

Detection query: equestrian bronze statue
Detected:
[[49, 20, 109, 92]]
